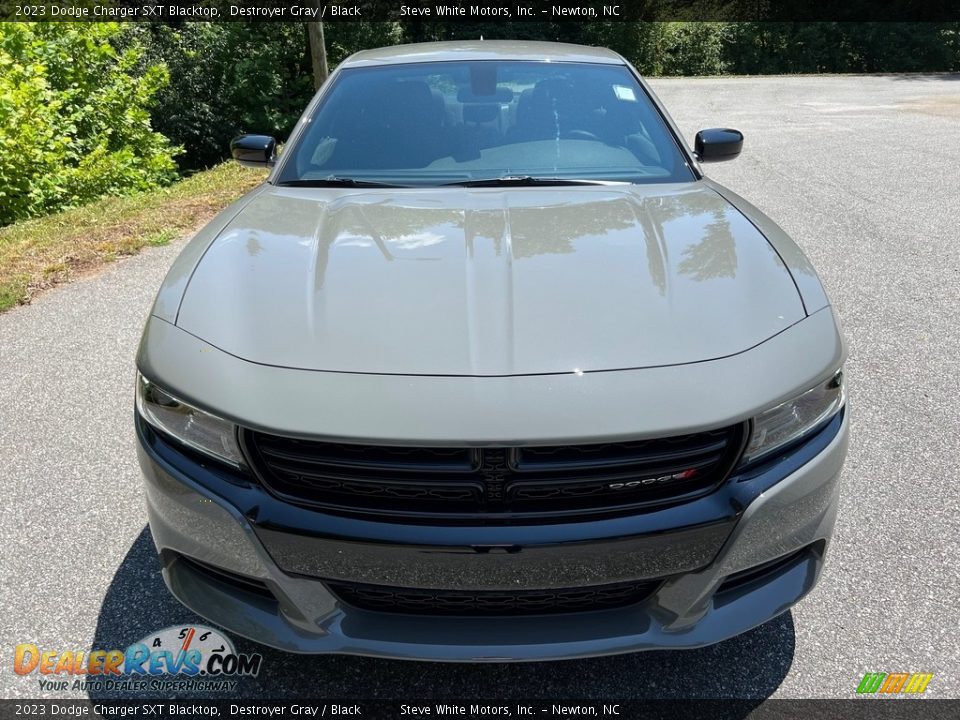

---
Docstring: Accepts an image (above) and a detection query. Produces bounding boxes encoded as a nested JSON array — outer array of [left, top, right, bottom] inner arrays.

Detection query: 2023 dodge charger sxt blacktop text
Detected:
[[135, 42, 848, 660]]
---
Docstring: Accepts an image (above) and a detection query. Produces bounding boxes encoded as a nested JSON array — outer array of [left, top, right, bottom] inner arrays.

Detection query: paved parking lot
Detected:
[[1, 74, 958, 701]]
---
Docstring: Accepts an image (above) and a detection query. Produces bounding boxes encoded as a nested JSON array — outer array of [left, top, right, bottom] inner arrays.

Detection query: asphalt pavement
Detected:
[[1, 74, 958, 701]]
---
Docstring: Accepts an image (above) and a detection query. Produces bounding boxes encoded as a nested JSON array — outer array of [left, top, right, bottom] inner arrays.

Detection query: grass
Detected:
[[0, 162, 268, 313]]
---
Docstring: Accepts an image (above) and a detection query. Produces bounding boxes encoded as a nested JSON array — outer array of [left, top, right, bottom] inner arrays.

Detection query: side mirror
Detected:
[[230, 134, 277, 167], [694, 128, 743, 163]]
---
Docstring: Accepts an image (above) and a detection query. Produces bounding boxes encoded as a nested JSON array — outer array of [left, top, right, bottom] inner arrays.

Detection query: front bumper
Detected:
[[136, 411, 848, 661]]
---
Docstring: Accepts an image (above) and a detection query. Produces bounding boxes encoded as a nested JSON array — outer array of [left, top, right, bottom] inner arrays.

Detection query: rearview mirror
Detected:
[[231, 135, 277, 167], [694, 128, 743, 163]]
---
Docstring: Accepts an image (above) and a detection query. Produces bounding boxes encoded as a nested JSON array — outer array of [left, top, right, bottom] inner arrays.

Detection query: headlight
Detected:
[[741, 370, 845, 465], [136, 373, 244, 467]]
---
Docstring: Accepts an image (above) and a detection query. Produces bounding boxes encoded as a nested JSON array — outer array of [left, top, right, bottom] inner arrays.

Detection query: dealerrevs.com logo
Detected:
[[14, 625, 263, 693]]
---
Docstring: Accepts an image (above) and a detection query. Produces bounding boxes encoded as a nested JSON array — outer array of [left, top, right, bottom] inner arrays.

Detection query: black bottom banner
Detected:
[[1, 700, 959, 720]]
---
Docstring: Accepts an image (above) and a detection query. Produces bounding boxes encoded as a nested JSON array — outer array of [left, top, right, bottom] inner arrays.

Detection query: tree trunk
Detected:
[[308, 22, 329, 91]]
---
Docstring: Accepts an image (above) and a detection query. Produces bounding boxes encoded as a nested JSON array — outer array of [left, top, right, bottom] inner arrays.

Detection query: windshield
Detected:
[[276, 61, 694, 186]]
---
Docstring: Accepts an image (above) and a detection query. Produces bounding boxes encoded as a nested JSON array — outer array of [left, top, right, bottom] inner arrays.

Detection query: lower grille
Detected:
[[715, 541, 824, 603], [241, 424, 747, 524], [173, 554, 276, 601], [326, 579, 660, 616]]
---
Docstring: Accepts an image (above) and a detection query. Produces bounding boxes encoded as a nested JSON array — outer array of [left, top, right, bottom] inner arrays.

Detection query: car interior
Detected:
[[291, 62, 681, 179]]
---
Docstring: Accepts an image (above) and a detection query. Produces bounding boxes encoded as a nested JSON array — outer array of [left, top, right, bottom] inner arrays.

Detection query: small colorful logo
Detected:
[[14, 625, 262, 692], [857, 672, 934, 695]]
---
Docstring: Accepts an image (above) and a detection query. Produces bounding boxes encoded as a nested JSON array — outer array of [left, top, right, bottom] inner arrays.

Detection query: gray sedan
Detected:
[[134, 41, 848, 661]]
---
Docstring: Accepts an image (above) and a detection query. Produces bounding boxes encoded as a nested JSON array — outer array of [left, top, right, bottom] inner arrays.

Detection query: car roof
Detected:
[[339, 41, 627, 68]]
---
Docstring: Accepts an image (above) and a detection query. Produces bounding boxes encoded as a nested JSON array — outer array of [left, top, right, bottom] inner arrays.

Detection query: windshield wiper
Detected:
[[443, 176, 627, 187], [277, 176, 406, 188]]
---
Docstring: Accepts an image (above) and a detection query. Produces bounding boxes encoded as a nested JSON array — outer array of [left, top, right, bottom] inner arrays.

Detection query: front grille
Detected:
[[241, 424, 746, 524], [325, 579, 660, 616]]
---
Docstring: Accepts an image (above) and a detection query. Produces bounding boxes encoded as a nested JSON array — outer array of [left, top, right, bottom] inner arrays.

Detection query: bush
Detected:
[[724, 22, 960, 74], [0, 23, 179, 226], [659, 23, 731, 76], [123, 23, 312, 172], [126, 22, 404, 172]]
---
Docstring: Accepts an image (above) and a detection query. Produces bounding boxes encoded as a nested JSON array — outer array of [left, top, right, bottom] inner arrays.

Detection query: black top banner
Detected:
[[3, 0, 960, 22], [1, 700, 960, 720]]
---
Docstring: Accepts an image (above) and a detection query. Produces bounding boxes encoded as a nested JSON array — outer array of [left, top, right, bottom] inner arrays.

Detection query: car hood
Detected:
[[175, 184, 805, 376]]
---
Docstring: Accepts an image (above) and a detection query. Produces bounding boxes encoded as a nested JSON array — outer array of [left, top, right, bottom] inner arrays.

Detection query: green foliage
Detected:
[[724, 22, 960, 74], [0, 23, 179, 226], [125, 22, 403, 172], [584, 22, 731, 76], [659, 23, 731, 75], [326, 21, 405, 67], [123, 23, 310, 171]]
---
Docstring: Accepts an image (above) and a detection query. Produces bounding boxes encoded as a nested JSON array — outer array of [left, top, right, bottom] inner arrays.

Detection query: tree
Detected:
[[308, 22, 329, 90]]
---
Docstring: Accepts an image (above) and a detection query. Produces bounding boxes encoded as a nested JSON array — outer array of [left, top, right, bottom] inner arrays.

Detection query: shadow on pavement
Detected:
[[90, 527, 795, 705]]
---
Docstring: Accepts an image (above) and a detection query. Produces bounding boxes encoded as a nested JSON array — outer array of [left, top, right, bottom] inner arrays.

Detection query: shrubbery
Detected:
[[725, 23, 960, 74], [124, 22, 403, 172], [123, 23, 314, 172], [0, 23, 179, 226]]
